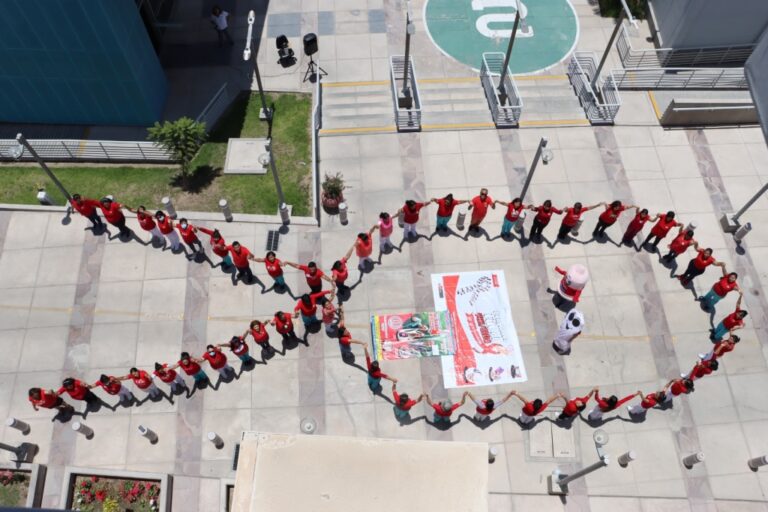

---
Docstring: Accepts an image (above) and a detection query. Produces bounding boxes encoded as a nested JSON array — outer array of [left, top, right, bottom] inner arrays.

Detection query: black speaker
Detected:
[[303, 33, 318, 56]]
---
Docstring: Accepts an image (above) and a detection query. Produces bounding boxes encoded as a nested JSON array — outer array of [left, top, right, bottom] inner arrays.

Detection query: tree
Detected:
[[147, 117, 207, 177]]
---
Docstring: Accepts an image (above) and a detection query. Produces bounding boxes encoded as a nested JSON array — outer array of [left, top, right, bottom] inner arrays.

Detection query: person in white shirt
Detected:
[[553, 308, 584, 355], [210, 6, 234, 47]]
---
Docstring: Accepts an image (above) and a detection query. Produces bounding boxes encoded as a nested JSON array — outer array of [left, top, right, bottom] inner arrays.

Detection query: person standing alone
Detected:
[[210, 6, 234, 47]]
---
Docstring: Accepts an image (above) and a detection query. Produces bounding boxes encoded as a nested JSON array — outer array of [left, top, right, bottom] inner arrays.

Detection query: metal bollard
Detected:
[[488, 446, 499, 464], [618, 451, 636, 468], [279, 203, 291, 225], [339, 202, 349, 225], [72, 422, 94, 440], [5, 418, 30, 435], [684, 221, 697, 233], [682, 452, 705, 469], [36, 188, 54, 206], [748, 455, 768, 472], [733, 222, 752, 243], [571, 218, 584, 237], [456, 211, 466, 231], [207, 432, 224, 450], [138, 425, 158, 445], [161, 197, 177, 219], [514, 210, 527, 233], [219, 199, 233, 222], [397, 210, 405, 228]]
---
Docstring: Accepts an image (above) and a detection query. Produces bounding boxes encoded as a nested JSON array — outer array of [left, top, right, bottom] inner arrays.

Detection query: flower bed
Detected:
[[0, 468, 30, 507], [70, 475, 161, 512]]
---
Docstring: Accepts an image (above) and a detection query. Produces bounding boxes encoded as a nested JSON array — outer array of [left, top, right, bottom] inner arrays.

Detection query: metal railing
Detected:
[[617, 23, 754, 69], [195, 82, 231, 132], [566, 52, 621, 124], [311, 61, 322, 225], [611, 66, 748, 90], [480, 52, 522, 128], [0, 138, 173, 163], [389, 55, 422, 131]]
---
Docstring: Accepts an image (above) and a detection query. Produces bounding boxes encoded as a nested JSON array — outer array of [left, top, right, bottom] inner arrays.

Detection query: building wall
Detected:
[[0, 0, 167, 126], [650, 0, 768, 48]]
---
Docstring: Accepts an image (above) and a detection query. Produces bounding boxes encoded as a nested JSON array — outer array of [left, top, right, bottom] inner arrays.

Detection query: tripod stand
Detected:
[[303, 55, 327, 82]]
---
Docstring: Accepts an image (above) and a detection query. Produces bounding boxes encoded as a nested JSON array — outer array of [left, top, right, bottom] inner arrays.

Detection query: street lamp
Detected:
[[498, 0, 525, 106], [591, 0, 638, 97], [263, 140, 290, 225], [548, 429, 611, 495], [519, 137, 554, 201], [398, 0, 416, 109], [244, 10, 272, 122], [720, 182, 768, 237], [11, 133, 72, 202]]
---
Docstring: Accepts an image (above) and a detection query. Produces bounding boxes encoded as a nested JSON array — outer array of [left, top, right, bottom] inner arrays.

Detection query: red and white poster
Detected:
[[432, 270, 526, 388]]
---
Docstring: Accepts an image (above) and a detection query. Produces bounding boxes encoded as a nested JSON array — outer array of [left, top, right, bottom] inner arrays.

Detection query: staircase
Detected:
[[419, 77, 494, 128], [514, 76, 587, 123], [320, 82, 394, 134]]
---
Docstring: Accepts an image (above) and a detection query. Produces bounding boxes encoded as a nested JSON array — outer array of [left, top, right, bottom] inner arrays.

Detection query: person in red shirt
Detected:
[[294, 290, 331, 326], [528, 200, 563, 241], [426, 392, 468, 425], [557, 389, 597, 421], [57, 377, 99, 406], [622, 209, 656, 246], [335, 308, 359, 361], [700, 334, 740, 362], [587, 388, 640, 421], [700, 268, 740, 311], [557, 202, 601, 240], [683, 359, 719, 381], [244, 319, 276, 357], [198, 227, 231, 269], [122, 367, 162, 400], [467, 189, 495, 232], [171, 351, 210, 386], [69, 194, 104, 230], [431, 193, 467, 231], [176, 218, 204, 257], [642, 211, 681, 250], [228, 241, 256, 284], [362, 344, 393, 393], [271, 311, 296, 341], [219, 335, 257, 367], [391, 380, 424, 422], [287, 260, 333, 294], [662, 228, 695, 262], [202, 344, 235, 379], [93, 374, 134, 404], [495, 197, 525, 238], [661, 378, 694, 404], [254, 251, 286, 290], [468, 391, 513, 422], [593, 200, 636, 239], [320, 295, 338, 337], [331, 246, 354, 294], [510, 391, 561, 426], [352, 226, 376, 271], [97, 197, 132, 238], [155, 210, 181, 251], [126, 205, 162, 245], [676, 247, 724, 286], [29, 387, 74, 413], [398, 199, 426, 239], [627, 391, 665, 417], [153, 362, 188, 395], [711, 295, 748, 341]]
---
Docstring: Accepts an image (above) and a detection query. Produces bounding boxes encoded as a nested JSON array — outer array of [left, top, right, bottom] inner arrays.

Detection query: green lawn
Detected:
[[0, 92, 313, 216]]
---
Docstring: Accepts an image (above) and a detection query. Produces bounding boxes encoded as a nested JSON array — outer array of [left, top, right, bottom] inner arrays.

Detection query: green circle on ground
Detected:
[[424, 0, 579, 74]]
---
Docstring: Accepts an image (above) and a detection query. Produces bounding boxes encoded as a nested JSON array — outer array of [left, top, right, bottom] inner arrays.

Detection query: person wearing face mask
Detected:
[[201, 344, 235, 379], [176, 218, 205, 257], [155, 210, 181, 252]]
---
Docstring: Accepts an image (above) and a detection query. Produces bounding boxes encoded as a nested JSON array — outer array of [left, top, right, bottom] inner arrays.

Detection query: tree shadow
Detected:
[[170, 165, 221, 194]]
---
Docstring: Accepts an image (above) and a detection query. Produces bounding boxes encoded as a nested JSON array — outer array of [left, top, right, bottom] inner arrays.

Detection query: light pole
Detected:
[[519, 137, 554, 201], [720, 183, 768, 234], [398, 0, 416, 109], [498, 0, 524, 106], [261, 140, 290, 225], [11, 133, 72, 202], [591, 0, 638, 96], [244, 10, 272, 122], [548, 429, 611, 495]]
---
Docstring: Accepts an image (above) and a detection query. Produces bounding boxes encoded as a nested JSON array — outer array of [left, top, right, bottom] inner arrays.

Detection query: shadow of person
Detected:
[[52, 408, 81, 423], [426, 416, 461, 430], [459, 413, 505, 430], [357, 259, 375, 274], [337, 286, 352, 303], [547, 288, 575, 312], [395, 413, 427, 426], [373, 388, 395, 405], [281, 335, 300, 353], [348, 272, 365, 292]]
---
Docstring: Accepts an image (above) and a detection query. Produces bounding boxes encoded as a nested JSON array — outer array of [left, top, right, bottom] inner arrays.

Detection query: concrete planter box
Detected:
[[0, 463, 46, 508], [60, 466, 172, 511]]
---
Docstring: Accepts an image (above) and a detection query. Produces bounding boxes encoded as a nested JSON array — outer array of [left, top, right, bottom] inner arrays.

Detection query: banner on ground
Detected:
[[371, 311, 456, 361], [431, 270, 527, 388]]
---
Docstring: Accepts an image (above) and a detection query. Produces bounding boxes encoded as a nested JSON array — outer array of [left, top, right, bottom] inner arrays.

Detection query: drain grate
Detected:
[[266, 230, 280, 251], [232, 442, 241, 471]]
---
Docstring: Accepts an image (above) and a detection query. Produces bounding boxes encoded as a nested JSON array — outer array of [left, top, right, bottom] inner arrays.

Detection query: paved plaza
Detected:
[[3, 0, 768, 511]]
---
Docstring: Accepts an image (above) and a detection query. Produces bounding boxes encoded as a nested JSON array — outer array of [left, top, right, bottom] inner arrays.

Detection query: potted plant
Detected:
[[321, 172, 345, 212]]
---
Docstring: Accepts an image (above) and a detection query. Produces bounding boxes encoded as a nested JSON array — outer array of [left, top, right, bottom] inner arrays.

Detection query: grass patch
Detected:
[[597, 0, 647, 18], [0, 92, 313, 216]]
